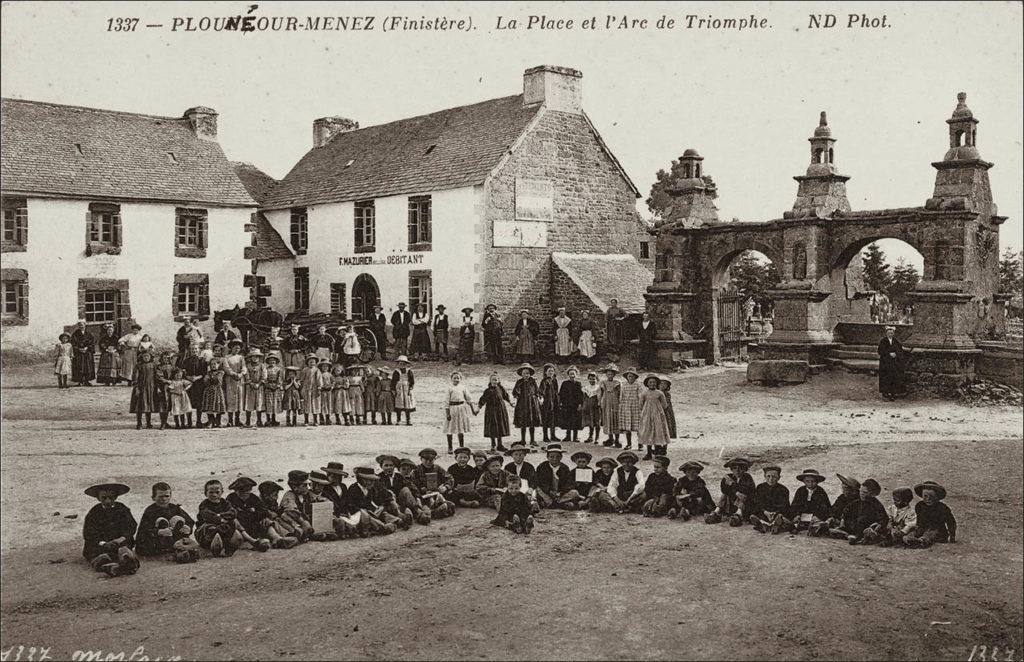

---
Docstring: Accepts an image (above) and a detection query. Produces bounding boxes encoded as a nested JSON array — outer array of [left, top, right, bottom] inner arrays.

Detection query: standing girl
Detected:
[[299, 355, 323, 426], [96, 323, 122, 386], [581, 371, 602, 443], [347, 365, 366, 425], [617, 368, 642, 450], [512, 363, 543, 447], [330, 364, 348, 425], [658, 375, 677, 441], [281, 366, 301, 427], [391, 357, 416, 426], [317, 360, 334, 425], [202, 358, 227, 428], [340, 325, 361, 367], [553, 308, 573, 359], [54, 332, 73, 389], [222, 340, 247, 427], [129, 351, 158, 429], [478, 372, 511, 453], [410, 304, 432, 361], [598, 364, 621, 447], [376, 366, 395, 425], [443, 371, 476, 453], [242, 349, 267, 428], [363, 365, 381, 424], [117, 324, 144, 386], [163, 368, 196, 429], [538, 363, 561, 443], [262, 354, 284, 427], [638, 374, 671, 460], [155, 352, 176, 430], [513, 310, 539, 360], [576, 310, 597, 361], [557, 366, 585, 443]]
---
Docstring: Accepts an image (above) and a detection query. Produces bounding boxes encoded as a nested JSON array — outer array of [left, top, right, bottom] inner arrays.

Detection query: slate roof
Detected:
[[262, 95, 542, 209], [552, 252, 653, 314], [0, 98, 255, 207], [253, 211, 294, 261], [232, 162, 278, 206]]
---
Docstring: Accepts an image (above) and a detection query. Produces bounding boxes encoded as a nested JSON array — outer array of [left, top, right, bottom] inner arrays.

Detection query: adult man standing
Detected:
[[281, 323, 308, 369], [605, 298, 626, 353], [391, 302, 411, 356], [482, 304, 504, 364], [369, 305, 388, 360], [877, 326, 906, 400]]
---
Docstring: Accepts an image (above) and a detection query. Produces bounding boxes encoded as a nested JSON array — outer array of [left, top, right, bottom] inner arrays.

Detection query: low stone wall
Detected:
[[834, 321, 913, 345], [976, 341, 1024, 389]]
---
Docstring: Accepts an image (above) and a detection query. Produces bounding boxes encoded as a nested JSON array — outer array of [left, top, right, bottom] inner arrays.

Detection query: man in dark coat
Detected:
[[70, 321, 96, 386], [637, 311, 657, 369], [482, 304, 505, 364], [391, 303, 411, 356], [368, 305, 388, 359], [877, 326, 906, 400]]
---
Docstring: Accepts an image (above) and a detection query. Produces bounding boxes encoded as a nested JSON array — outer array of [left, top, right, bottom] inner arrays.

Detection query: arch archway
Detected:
[[351, 274, 380, 321], [711, 249, 779, 359], [829, 238, 924, 333]]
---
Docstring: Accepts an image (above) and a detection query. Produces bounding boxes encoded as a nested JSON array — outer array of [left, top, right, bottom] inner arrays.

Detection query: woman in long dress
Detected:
[[576, 310, 597, 360], [557, 366, 584, 442], [391, 357, 416, 426], [512, 363, 542, 446], [70, 322, 96, 386], [222, 341, 247, 427], [581, 371, 602, 443], [478, 372, 511, 452], [638, 374, 671, 460], [514, 311, 539, 359], [538, 362, 560, 443], [553, 308, 573, 358], [617, 368, 642, 450], [443, 371, 476, 453], [598, 364, 621, 447], [117, 324, 143, 386], [96, 324, 122, 386], [54, 332, 73, 389], [410, 304, 432, 361], [877, 326, 906, 400]]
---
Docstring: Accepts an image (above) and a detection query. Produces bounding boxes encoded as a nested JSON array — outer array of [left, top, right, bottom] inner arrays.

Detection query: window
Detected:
[[407, 196, 432, 250], [408, 270, 432, 313], [84, 289, 118, 323], [639, 241, 650, 259], [354, 200, 375, 253], [330, 283, 347, 315], [0, 269, 28, 325], [172, 274, 210, 320], [294, 268, 310, 311], [290, 207, 308, 255], [175, 208, 208, 258], [2, 197, 28, 252], [86, 202, 121, 255]]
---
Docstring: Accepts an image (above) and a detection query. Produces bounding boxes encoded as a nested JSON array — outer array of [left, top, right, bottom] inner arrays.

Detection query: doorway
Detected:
[[351, 274, 380, 320]]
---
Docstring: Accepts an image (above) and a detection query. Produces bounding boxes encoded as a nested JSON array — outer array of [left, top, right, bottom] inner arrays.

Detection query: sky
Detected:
[[2, 0, 1022, 271]]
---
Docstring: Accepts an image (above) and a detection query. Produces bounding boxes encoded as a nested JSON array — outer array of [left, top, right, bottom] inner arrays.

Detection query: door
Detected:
[[351, 274, 379, 320]]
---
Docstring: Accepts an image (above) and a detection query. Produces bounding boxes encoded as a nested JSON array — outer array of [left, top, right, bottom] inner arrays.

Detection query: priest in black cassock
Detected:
[[877, 326, 906, 400]]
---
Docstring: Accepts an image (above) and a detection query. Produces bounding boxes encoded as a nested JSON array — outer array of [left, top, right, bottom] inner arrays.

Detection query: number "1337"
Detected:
[[968, 645, 1017, 661]]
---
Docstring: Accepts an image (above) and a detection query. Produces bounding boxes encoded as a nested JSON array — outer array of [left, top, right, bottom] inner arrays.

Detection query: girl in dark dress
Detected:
[[129, 351, 158, 429], [538, 363, 561, 443], [557, 366, 585, 442], [512, 363, 543, 446], [477, 372, 512, 452], [70, 322, 96, 386], [877, 326, 906, 400]]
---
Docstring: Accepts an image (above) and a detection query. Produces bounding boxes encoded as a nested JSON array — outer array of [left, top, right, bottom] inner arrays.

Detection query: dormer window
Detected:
[[167, 152, 178, 164], [74, 143, 84, 156]]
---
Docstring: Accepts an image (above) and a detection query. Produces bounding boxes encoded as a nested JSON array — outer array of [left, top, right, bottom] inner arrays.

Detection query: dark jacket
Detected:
[[390, 310, 411, 339], [377, 471, 409, 497], [82, 502, 137, 560], [643, 472, 676, 500], [841, 496, 889, 536], [343, 482, 397, 516], [318, 483, 349, 517], [411, 464, 452, 494], [674, 476, 715, 513], [135, 502, 195, 556], [830, 493, 854, 520], [496, 490, 532, 525], [914, 501, 957, 542], [226, 492, 274, 536], [789, 485, 831, 521], [448, 463, 481, 489], [751, 482, 791, 517], [720, 473, 755, 500], [534, 461, 573, 496], [504, 460, 536, 484]]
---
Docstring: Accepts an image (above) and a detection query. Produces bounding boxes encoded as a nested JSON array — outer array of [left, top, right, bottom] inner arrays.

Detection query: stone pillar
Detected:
[[757, 283, 837, 366], [644, 289, 708, 367], [905, 283, 976, 350]]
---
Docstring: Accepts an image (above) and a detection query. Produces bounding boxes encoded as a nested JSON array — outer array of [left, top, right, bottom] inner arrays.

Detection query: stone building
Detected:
[[0, 99, 256, 348], [647, 93, 1009, 388], [256, 65, 650, 349]]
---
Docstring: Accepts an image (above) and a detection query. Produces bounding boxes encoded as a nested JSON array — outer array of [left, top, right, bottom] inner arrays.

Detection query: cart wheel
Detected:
[[357, 327, 377, 362]]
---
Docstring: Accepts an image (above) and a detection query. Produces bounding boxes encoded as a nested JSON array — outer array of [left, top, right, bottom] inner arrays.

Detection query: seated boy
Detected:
[[320, 462, 349, 516], [705, 457, 755, 526], [641, 456, 675, 517], [476, 455, 510, 510], [788, 469, 831, 534], [862, 487, 916, 546], [903, 481, 956, 548], [342, 467, 408, 535], [504, 443, 537, 483], [82, 481, 140, 577], [448, 447, 482, 507], [376, 455, 418, 524], [669, 461, 715, 520], [490, 473, 535, 534], [395, 457, 433, 525], [412, 448, 457, 519], [135, 481, 200, 563], [258, 480, 307, 540], [196, 479, 247, 557], [830, 478, 888, 544], [567, 451, 597, 510], [226, 476, 297, 549], [277, 470, 322, 542], [533, 444, 578, 510], [607, 451, 646, 513], [748, 465, 791, 534]]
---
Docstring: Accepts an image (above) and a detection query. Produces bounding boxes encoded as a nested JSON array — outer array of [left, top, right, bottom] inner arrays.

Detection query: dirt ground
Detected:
[[1, 359, 1022, 661]]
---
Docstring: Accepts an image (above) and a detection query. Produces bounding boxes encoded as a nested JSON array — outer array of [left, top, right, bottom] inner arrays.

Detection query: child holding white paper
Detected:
[[567, 451, 595, 510]]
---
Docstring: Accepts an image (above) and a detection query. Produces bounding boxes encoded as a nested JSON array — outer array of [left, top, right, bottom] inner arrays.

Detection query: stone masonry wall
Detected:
[[482, 109, 639, 349]]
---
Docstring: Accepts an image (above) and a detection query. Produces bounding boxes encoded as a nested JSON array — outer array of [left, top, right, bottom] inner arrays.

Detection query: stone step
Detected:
[[837, 344, 879, 353], [826, 357, 879, 375], [830, 349, 877, 360]]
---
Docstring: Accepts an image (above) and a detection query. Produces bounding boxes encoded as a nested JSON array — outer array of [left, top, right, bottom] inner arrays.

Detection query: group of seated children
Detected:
[[80, 445, 956, 577]]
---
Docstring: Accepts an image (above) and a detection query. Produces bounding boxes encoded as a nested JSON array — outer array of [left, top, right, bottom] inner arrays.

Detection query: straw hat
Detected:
[[914, 481, 947, 500], [84, 481, 130, 499]]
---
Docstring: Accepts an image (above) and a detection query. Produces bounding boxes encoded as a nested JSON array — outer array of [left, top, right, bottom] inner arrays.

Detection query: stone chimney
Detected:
[[523, 65, 583, 114], [183, 106, 218, 141], [313, 116, 359, 148]]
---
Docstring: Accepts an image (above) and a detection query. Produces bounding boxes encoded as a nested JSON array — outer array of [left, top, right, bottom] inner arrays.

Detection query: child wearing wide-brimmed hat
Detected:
[[54, 332, 73, 389], [241, 349, 267, 428], [616, 368, 642, 450], [566, 450, 595, 509], [828, 478, 888, 544], [533, 444, 575, 509], [599, 363, 622, 447], [412, 448, 456, 519], [581, 371, 602, 443], [641, 456, 676, 517], [748, 465, 791, 534], [448, 446, 482, 506], [789, 469, 832, 534], [903, 481, 956, 548], [588, 456, 621, 513], [638, 373, 671, 460], [557, 366, 585, 443], [135, 481, 200, 563], [491, 473, 535, 534], [705, 457, 755, 526], [226, 476, 294, 550], [503, 443, 540, 513], [538, 363, 561, 443], [607, 450, 646, 512], [282, 366, 302, 426], [299, 355, 324, 426], [478, 371, 512, 452], [343, 467, 409, 535], [475, 455, 511, 510], [669, 461, 715, 520], [512, 363, 543, 446], [82, 480, 140, 577]]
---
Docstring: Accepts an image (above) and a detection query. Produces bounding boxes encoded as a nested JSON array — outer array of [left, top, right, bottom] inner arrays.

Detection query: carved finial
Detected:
[[957, 92, 967, 104], [819, 111, 828, 127]]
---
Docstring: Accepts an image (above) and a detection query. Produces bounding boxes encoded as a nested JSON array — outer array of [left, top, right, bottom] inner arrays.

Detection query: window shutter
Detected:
[[113, 211, 122, 246], [408, 206, 416, 244], [200, 215, 208, 249], [424, 202, 432, 242], [171, 282, 180, 317], [16, 210, 27, 246], [199, 281, 210, 316], [18, 281, 28, 320], [85, 211, 94, 247]]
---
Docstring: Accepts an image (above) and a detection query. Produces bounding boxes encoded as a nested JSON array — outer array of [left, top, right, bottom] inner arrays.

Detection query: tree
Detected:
[[999, 248, 1023, 294], [861, 242, 892, 294], [728, 251, 781, 311], [888, 258, 920, 308]]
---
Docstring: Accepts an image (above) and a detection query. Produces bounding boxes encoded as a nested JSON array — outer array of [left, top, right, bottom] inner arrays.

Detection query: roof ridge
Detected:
[[326, 93, 523, 139], [1, 97, 187, 122]]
